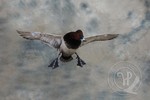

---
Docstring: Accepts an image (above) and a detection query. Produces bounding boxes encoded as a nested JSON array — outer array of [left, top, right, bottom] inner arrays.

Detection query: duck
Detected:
[[17, 30, 119, 69]]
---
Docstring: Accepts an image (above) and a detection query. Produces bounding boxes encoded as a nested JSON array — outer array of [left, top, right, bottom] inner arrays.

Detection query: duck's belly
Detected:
[[60, 40, 76, 57]]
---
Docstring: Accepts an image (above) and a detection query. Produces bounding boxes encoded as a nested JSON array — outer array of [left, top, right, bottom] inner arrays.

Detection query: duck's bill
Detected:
[[81, 38, 85, 41]]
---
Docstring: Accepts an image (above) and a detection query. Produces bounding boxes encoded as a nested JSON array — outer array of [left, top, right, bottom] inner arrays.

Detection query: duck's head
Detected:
[[64, 30, 85, 49], [70, 30, 85, 41]]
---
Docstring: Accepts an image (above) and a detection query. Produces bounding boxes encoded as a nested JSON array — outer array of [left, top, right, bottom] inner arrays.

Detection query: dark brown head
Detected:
[[68, 30, 84, 41], [63, 30, 84, 49]]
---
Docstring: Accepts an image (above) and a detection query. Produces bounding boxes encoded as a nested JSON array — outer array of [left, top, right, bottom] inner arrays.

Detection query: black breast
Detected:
[[63, 32, 81, 49]]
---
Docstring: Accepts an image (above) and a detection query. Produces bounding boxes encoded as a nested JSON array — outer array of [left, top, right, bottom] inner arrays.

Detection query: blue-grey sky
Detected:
[[0, 0, 150, 100]]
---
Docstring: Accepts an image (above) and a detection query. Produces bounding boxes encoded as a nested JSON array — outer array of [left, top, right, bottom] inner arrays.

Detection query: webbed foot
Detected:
[[75, 53, 86, 67], [48, 53, 61, 69], [48, 58, 59, 69]]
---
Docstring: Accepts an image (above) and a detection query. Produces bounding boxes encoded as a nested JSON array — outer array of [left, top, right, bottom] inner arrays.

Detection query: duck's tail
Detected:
[[60, 55, 73, 62]]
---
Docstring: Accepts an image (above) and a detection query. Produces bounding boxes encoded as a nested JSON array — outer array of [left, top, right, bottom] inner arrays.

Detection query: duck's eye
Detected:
[[80, 35, 83, 39]]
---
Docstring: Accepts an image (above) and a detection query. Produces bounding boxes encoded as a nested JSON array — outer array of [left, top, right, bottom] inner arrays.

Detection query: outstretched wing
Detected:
[[17, 30, 62, 49], [80, 34, 119, 47]]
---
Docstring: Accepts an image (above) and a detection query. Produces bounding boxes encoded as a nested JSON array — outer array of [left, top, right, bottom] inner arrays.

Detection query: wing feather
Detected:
[[80, 34, 119, 46], [17, 30, 62, 49]]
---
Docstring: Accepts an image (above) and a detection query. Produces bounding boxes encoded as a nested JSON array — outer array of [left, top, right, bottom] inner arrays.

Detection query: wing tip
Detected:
[[16, 30, 24, 37], [114, 34, 119, 37], [109, 34, 119, 39], [16, 30, 25, 35], [16, 30, 21, 34], [16, 30, 31, 40]]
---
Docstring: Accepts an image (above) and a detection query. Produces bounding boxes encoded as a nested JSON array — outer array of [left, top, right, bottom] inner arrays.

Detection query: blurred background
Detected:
[[0, 0, 150, 100]]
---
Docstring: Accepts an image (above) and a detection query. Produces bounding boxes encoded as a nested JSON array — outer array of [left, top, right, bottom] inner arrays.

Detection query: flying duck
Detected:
[[17, 30, 118, 69]]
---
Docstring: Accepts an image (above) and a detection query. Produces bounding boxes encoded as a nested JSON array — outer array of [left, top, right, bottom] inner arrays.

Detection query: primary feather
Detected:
[[80, 34, 119, 46], [17, 30, 62, 49]]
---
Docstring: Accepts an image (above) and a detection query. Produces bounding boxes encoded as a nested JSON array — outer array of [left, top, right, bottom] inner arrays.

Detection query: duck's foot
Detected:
[[48, 53, 62, 69], [75, 53, 86, 67], [48, 58, 59, 69]]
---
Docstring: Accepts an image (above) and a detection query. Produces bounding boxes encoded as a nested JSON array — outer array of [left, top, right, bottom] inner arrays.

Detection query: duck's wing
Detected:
[[17, 30, 62, 49], [80, 34, 119, 47]]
